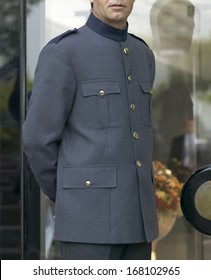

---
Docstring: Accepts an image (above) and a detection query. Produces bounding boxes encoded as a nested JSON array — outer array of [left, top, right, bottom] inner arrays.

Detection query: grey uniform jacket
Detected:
[[22, 13, 159, 244]]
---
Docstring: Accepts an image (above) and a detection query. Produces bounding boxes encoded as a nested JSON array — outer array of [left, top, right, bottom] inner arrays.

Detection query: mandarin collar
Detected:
[[86, 13, 128, 42]]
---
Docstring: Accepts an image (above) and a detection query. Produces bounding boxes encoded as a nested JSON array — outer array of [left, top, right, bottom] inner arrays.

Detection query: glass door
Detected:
[[24, 0, 211, 259], [0, 0, 21, 259], [149, 0, 211, 259]]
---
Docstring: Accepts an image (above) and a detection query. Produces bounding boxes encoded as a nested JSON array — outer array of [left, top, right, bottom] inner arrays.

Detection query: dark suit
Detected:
[[169, 135, 185, 164], [169, 133, 195, 174], [22, 13, 158, 248], [170, 134, 211, 171]]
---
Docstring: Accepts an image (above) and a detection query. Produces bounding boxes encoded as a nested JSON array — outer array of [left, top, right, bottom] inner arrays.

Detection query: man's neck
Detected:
[[86, 13, 128, 42], [92, 11, 127, 30]]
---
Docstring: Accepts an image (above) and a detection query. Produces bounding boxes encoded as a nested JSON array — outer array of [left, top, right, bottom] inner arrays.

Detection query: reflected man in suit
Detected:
[[169, 118, 196, 182]]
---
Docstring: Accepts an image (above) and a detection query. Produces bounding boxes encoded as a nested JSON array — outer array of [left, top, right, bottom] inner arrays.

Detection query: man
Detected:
[[169, 119, 195, 170], [150, 0, 194, 163], [22, 0, 158, 260]]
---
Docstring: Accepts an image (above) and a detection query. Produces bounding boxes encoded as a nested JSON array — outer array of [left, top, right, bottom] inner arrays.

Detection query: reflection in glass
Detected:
[[0, 0, 42, 260], [0, 0, 21, 259], [150, 0, 195, 165], [150, 0, 198, 260], [150, 0, 211, 260], [169, 118, 196, 183], [150, 0, 195, 53]]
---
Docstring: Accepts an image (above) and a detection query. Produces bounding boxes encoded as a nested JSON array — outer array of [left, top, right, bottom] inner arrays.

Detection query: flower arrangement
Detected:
[[168, 158, 192, 184], [153, 160, 183, 217]]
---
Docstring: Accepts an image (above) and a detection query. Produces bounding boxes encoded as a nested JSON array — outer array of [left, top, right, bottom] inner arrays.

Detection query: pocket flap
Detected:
[[81, 80, 120, 97], [140, 81, 153, 94], [63, 165, 117, 189]]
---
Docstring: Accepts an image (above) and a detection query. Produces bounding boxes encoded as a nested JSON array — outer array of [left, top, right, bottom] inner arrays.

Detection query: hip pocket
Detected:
[[63, 164, 117, 189]]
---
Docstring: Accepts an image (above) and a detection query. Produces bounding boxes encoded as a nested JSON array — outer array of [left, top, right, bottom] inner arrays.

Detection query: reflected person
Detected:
[[150, 0, 195, 163], [168, 118, 196, 182]]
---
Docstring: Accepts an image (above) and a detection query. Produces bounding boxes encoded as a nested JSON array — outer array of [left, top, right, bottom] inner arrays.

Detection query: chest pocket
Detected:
[[140, 81, 153, 126], [81, 80, 121, 128]]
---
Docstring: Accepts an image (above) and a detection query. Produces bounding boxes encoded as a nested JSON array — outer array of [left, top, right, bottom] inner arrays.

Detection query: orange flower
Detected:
[[153, 161, 183, 216]]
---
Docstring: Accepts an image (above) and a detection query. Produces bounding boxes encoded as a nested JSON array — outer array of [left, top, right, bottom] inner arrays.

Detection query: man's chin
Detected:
[[109, 13, 126, 22]]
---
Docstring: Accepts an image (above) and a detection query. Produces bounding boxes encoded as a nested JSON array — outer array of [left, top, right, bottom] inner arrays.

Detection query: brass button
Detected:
[[99, 90, 105, 97], [137, 161, 142, 168], [127, 75, 132, 82], [130, 104, 136, 111], [133, 132, 139, 140], [85, 181, 91, 187], [124, 47, 129, 55]]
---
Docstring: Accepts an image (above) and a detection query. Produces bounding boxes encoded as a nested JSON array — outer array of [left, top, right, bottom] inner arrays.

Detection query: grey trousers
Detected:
[[59, 242, 151, 260]]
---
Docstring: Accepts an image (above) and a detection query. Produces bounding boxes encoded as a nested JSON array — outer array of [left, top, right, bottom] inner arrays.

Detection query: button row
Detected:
[[124, 47, 132, 83], [124, 46, 142, 170]]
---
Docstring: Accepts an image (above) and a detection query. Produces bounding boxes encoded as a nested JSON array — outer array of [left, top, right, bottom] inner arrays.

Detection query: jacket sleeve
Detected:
[[22, 43, 76, 201], [150, 49, 156, 88]]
